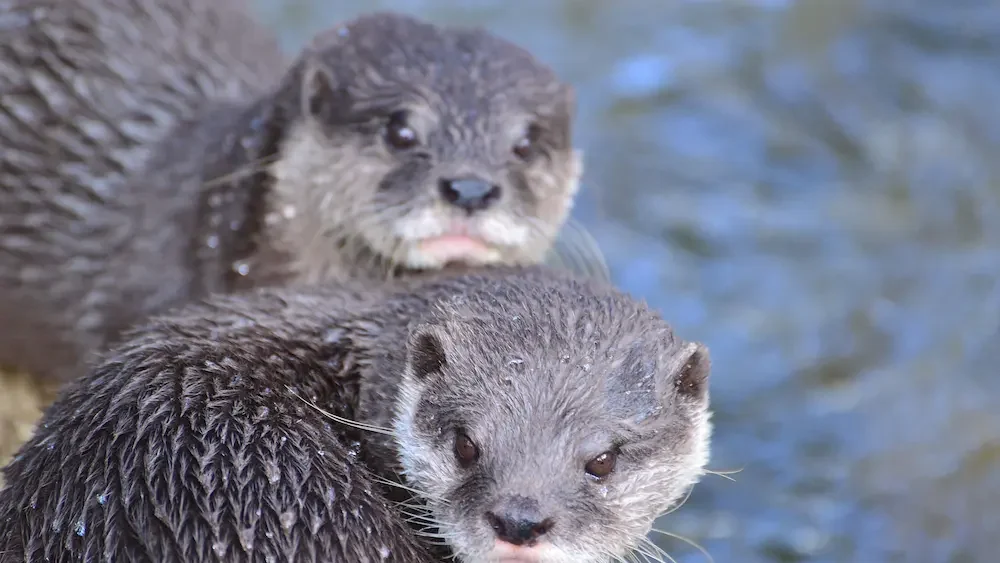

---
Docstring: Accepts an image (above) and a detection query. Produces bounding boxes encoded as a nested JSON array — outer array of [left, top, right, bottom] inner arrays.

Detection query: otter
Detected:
[[0, 4, 582, 388], [0, 266, 712, 563]]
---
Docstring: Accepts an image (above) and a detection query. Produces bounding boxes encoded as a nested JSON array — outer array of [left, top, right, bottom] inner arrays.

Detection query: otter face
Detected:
[[392, 296, 712, 563], [269, 13, 581, 280]]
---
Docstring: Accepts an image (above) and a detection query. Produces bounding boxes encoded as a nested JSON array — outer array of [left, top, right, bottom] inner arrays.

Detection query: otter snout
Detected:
[[485, 495, 554, 546], [438, 177, 501, 213]]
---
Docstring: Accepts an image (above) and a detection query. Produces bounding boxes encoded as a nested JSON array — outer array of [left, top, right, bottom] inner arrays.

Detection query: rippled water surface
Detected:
[[251, 1, 1000, 561]]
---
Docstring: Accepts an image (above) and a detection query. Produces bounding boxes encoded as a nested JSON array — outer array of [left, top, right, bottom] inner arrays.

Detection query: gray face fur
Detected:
[[391, 288, 712, 563], [267, 13, 582, 282]]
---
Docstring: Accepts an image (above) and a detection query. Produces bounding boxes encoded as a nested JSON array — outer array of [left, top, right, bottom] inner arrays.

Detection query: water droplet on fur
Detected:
[[280, 436, 287, 444], [254, 509, 262, 518], [266, 556, 276, 563], [208, 193, 223, 207], [229, 219, 241, 231], [323, 328, 344, 343], [347, 441, 361, 460], [97, 493, 108, 505], [599, 486, 609, 498], [279, 511, 297, 530], [580, 362, 592, 371], [74, 520, 86, 536], [379, 546, 391, 559], [256, 406, 270, 419], [46, 443, 54, 451], [510, 315, 521, 321], [281, 205, 297, 219], [212, 542, 226, 557], [265, 531, 274, 540], [337, 26, 349, 37], [238, 527, 254, 551], [327, 487, 337, 503], [232, 260, 251, 276], [205, 235, 219, 249], [265, 461, 281, 484], [507, 358, 524, 369], [560, 355, 571, 363], [317, 449, 325, 457]]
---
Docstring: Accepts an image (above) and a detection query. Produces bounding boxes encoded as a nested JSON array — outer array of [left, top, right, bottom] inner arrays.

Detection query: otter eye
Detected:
[[585, 451, 617, 480], [512, 124, 541, 161], [384, 110, 418, 150], [453, 431, 479, 468]]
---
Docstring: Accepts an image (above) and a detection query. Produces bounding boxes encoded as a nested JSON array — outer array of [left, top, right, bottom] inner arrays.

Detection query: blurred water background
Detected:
[[251, 0, 1000, 561]]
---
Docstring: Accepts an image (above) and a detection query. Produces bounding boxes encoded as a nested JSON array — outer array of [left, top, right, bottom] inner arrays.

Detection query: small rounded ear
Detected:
[[301, 61, 337, 118], [406, 326, 448, 380], [673, 342, 710, 402]]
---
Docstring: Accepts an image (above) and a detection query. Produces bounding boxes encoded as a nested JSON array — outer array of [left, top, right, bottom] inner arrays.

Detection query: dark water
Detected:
[[251, 1, 1000, 561]]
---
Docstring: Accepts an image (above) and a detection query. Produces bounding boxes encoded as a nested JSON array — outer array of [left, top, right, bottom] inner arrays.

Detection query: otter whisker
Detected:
[[372, 474, 451, 505], [639, 536, 678, 563], [705, 466, 743, 482], [287, 387, 395, 436], [659, 484, 696, 517], [202, 152, 282, 187], [648, 527, 714, 563], [518, 212, 610, 282]]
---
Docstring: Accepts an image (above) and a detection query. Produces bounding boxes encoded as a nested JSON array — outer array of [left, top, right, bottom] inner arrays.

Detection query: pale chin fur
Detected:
[[392, 207, 533, 269]]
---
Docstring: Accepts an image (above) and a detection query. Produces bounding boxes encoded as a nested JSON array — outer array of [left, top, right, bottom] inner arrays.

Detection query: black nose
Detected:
[[485, 497, 553, 546], [438, 178, 501, 212]]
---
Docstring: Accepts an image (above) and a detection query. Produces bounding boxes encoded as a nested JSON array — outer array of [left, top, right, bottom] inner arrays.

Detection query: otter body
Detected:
[[0, 266, 712, 563], [0, 5, 582, 385]]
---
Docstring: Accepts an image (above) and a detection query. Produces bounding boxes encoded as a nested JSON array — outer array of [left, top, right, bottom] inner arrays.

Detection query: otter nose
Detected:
[[438, 177, 501, 213], [485, 497, 553, 546]]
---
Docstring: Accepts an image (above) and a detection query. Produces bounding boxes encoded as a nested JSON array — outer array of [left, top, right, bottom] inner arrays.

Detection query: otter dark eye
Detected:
[[384, 111, 418, 150], [585, 451, 617, 480], [453, 432, 479, 468], [512, 124, 541, 161]]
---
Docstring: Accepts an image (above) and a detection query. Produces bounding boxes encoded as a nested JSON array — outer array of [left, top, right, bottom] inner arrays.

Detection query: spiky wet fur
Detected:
[[0, 266, 712, 562]]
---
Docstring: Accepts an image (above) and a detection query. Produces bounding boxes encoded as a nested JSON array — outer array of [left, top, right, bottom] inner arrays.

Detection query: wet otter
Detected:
[[0, 266, 712, 563], [0, 5, 582, 387]]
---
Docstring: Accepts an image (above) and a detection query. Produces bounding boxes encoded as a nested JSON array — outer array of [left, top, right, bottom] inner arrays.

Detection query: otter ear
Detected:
[[406, 326, 448, 380], [301, 61, 338, 119], [671, 342, 710, 403]]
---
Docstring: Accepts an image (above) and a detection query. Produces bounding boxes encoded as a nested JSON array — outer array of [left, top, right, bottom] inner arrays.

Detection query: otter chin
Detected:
[[413, 235, 500, 268], [489, 541, 566, 563], [392, 205, 536, 270]]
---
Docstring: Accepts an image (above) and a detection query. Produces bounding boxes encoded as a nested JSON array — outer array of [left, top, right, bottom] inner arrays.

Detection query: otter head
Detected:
[[392, 286, 712, 563], [268, 12, 581, 282]]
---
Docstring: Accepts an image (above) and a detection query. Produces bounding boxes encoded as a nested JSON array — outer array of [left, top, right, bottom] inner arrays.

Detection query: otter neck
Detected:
[[187, 93, 292, 295]]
